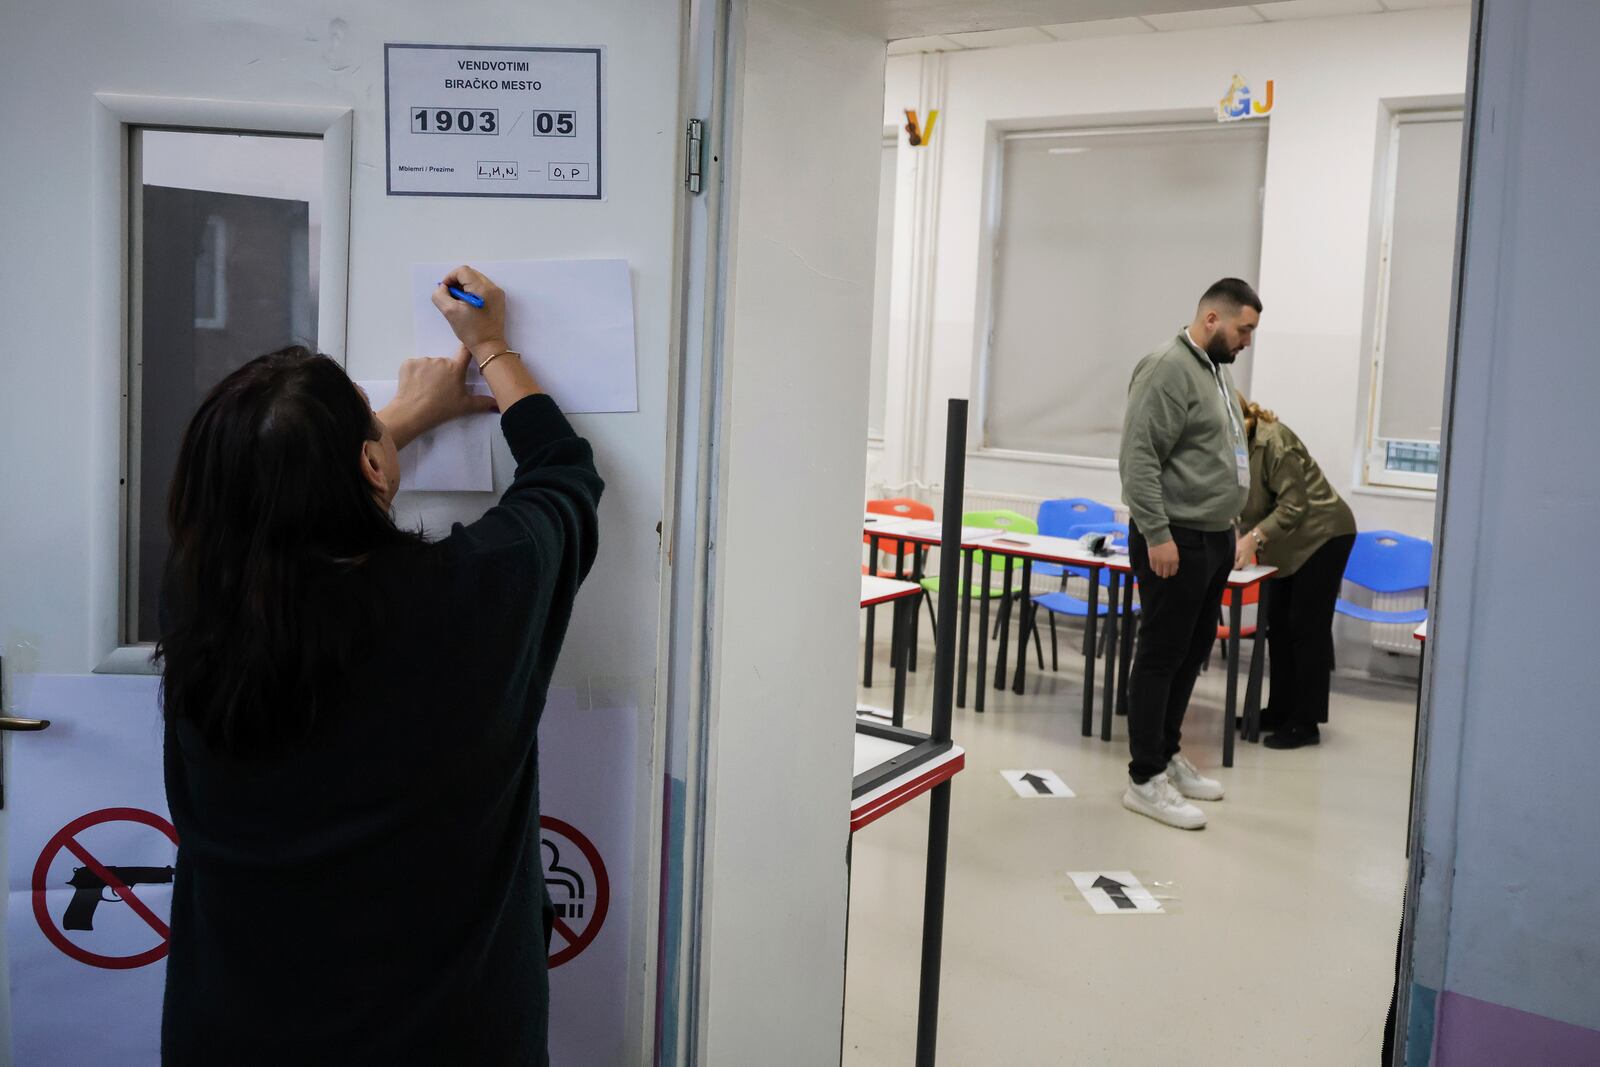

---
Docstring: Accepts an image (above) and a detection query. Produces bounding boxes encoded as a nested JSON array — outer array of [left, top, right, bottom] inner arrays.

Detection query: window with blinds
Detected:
[[981, 122, 1267, 460], [1366, 112, 1463, 490]]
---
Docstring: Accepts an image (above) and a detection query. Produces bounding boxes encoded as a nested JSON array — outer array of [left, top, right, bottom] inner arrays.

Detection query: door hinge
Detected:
[[685, 118, 705, 194]]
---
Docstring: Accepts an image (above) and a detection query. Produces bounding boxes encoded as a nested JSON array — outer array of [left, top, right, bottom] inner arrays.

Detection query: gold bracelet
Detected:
[[477, 349, 518, 372]]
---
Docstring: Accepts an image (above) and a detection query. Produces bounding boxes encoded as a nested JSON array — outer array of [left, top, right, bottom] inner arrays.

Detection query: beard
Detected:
[[1205, 334, 1237, 364]]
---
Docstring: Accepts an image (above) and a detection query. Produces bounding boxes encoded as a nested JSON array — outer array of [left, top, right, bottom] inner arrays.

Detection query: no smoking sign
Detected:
[[32, 807, 179, 970], [540, 816, 610, 969]]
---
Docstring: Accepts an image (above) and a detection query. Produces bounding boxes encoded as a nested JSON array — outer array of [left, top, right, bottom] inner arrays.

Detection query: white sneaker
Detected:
[[1123, 773, 1206, 830], [1167, 754, 1224, 801]]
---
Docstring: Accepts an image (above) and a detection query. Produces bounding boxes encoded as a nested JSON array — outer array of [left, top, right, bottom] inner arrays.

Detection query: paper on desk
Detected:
[[411, 259, 638, 414], [357, 379, 495, 492]]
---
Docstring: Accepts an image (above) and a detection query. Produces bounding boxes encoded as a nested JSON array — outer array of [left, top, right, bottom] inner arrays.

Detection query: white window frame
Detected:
[[1362, 108, 1462, 493], [867, 127, 899, 448], [91, 94, 352, 674], [973, 120, 1265, 467]]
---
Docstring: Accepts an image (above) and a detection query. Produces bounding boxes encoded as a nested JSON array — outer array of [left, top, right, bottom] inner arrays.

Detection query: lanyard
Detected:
[[1185, 330, 1246, 450], [1211, 362, 1247, 450]]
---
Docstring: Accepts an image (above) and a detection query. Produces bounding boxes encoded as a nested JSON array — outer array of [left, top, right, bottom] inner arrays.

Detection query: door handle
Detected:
[[0, 656, 47, 728], [0, 716, 49, 731]]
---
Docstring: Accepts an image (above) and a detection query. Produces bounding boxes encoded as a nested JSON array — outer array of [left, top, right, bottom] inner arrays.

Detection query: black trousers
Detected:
[[1127, 523, 1235, 783], [1266, 533, 1357, 730]]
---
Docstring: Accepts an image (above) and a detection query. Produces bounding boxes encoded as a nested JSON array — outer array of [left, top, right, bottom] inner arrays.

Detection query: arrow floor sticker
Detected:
[[1001, 770, 1074, 798], [1068, 871, 1164, 914]]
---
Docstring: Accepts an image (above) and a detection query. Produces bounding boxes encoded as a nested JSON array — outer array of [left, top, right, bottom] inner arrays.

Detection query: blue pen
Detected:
[[444, 284, 485, 308]]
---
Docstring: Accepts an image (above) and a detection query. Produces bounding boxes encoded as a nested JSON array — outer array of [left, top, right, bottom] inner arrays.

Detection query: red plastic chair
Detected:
[[1216, 583, 1260, 641], [862, 498, 936, 685], [863, 497, 934, 576], [1205, 583, 1262, 672]]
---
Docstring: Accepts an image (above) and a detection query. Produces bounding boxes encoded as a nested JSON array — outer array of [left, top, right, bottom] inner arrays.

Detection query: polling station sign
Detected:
[[384, 43, 604, 199]]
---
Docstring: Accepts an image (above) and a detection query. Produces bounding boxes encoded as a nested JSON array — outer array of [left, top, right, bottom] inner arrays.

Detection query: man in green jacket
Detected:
[[1117, 278, 1260, 830]]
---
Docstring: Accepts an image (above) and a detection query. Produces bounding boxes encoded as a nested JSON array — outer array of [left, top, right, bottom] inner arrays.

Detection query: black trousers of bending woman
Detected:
[[1266, 533, 1357, 730]]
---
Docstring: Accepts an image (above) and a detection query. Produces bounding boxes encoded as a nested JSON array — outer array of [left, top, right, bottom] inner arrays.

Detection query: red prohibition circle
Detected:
[[540, 816, 610, 969], [32, 807, 179, 970]]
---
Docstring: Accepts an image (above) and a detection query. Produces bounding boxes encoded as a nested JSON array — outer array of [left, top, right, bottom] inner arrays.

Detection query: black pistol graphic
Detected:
[[64, 865, 175, 931]]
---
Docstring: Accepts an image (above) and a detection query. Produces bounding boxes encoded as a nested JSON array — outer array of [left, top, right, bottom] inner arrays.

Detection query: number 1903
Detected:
[[412, 108, 499, 135]]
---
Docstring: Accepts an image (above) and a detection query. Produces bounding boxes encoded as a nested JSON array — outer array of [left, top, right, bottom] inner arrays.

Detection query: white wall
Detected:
[[878, 8, 1470, 539], [696, 0, 885, 1062]]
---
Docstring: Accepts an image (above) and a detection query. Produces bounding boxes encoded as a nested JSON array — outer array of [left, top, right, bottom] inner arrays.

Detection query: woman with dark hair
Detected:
[[1233, 393, 1357, 750], [158, 265, 601, 1064]]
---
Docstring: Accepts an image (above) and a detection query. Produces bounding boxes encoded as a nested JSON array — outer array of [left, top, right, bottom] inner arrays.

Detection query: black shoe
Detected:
[[1258, 705, 1288, 733], [1238, 706, 1288, 734], [1264, 725, 1320, 750]]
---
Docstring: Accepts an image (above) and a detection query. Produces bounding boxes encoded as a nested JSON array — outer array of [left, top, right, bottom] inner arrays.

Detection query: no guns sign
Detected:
[[32, 807, 179, 970]]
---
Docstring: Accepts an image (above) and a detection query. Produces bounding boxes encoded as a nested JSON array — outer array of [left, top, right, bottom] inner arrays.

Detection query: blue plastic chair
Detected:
[[1334, 531, 1433, 626], [1033, 499, 1117, 580], [1027, 522, 1135, 670]]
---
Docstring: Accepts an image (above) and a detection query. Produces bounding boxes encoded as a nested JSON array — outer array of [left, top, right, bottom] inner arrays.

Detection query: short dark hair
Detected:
[[1199, 277, 1262, 314]]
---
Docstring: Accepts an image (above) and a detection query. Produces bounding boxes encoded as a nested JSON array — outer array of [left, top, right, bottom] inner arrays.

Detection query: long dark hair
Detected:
[[155, 347, 421, 755]]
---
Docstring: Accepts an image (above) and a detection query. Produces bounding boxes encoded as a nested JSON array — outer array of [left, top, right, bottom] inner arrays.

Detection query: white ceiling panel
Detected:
[[1038, 17, 1158, 40], [1253, 0, 1384, 20], [878, 1, 1251, 41], [886, 34, 967, 53], [943, 26, 1057, 48], [1140, 6, 1267, 30]]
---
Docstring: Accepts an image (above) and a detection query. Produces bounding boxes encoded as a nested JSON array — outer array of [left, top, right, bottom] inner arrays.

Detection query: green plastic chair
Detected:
[[919, 509, 1037, 600], [918, 509, 1044, 669]]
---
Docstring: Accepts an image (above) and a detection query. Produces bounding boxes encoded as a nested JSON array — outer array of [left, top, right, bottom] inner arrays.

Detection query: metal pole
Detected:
[[1081, 566, 1100, 736], [928, 397, 965, 744], [914, 400, 966, 1065], [914, 781, 952, 1066], [956, 548, 973, 707], [1224, 593, 1243, 767], [864, 535, 880, 687], [1011, 558, 1033, 694], [1102, 570, 1121, 742]]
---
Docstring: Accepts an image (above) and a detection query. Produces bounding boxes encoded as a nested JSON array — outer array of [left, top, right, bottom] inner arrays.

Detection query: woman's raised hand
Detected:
[[380, 348, 498, 449], [431, 264, 509, 360]]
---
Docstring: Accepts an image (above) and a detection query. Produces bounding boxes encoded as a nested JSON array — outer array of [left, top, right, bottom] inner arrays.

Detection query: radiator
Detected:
[[1369, 589, 1426, 657]]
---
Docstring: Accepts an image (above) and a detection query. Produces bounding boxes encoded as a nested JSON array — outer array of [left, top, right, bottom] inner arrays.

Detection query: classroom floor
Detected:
[[846, 616, 1415, 1066]]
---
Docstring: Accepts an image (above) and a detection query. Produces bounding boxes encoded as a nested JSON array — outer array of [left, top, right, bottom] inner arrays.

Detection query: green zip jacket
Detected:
[[1119, 333, 1249, 546], [1240, 418, 1357, 577]]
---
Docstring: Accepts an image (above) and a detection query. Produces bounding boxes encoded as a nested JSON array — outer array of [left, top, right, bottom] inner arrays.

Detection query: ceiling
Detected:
[[875, 0, 1465, 51]]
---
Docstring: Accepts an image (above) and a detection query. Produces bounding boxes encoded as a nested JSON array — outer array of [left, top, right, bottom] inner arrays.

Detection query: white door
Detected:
[[0, 3, 686, 1062]]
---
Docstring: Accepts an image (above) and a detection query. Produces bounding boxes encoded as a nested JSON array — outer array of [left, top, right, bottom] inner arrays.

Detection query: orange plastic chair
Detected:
[[1216, 583, 1261, 641], [863, 498, 934, 576]]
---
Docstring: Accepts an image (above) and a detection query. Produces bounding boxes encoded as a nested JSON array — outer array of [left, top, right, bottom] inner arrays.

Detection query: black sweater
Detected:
[[161, 394, 602, 1065]]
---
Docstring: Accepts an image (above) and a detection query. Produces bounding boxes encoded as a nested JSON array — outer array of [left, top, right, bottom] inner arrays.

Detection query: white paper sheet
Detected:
[[357, 379, 495, 493], [410, 258, 638, 414]]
